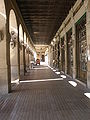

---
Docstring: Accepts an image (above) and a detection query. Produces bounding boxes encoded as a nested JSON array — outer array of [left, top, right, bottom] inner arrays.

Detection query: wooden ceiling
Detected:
[[16, 0, 76, 45]]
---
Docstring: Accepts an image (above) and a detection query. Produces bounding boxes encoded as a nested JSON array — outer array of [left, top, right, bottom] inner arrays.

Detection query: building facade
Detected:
[[0, 0, 35, 95], [49, 0, 90, 88]]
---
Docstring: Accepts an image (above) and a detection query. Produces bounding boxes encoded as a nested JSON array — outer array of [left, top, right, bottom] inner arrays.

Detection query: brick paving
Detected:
[[0, 65, 90, 120]]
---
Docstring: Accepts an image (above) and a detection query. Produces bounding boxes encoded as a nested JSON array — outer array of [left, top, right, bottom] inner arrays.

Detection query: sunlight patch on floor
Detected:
[[61, 75, 66, 78], [68, 81, 77, 87], [55, 72, 60, 74], [84, 93, 90, 99]]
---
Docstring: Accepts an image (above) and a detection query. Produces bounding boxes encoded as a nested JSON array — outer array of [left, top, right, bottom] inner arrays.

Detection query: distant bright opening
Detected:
[[45, 55, 48, 65], [84, 93, 90, 99], [68, 81, 77, 87]]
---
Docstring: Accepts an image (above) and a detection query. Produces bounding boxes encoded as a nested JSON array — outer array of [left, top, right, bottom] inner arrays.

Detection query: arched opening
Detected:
[[9, 9, 19, 85], [19, 24, 24, 75], [19, 24, 23, 43], [0, 0, 8, 95], [87, 0, 90, 88]]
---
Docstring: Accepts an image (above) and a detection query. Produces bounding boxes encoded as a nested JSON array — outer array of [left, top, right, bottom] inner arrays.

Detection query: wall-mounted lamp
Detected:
[[10, 31, 17, 49]]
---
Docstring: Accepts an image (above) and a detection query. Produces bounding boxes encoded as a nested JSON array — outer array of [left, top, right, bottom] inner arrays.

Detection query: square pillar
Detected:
[[86, 10, 90, 88], [64, 33, 68, 74], [0, 40, 9, 95], [59, 37, 62, 71], [20, 45, 24, 76], [71, 16, 77, 79]]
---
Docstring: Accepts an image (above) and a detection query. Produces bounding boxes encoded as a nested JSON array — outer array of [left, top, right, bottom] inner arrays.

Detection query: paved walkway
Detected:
[[0, 64, 90, 120]]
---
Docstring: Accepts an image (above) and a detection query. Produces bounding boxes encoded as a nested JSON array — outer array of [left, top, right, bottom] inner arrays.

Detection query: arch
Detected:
[[0, 0, 8, 94], [19, 24, 23, 42], [0, 0, 6, 29], [9, 9, 17, 33], [19, 24, 24, 75], [9, 9, 18, 84], [0, 0, 6, 15]]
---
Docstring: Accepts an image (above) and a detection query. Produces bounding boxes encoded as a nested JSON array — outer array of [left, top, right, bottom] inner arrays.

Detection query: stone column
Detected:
[[19, 31, 24, 76], [53, 43, 55, 68], [28, 52, 29, 67], [17, 24, 20, 79], [20, 46, 24, 76], [71, 9, 77, 79], [50, 45, 53, 67], [59, 35, 62, 71], [25, 40, 29, 70], [10, 39, 19, 82], [0, 30, 9, 95], [86, 1, 90, 88], [23, 32, 26, 75], [58, 35, 60, 71], [64, 29, 67, 74], [48, 46, 50, 66], [0, 11, 11, 95], [20, 43, 25, 76]]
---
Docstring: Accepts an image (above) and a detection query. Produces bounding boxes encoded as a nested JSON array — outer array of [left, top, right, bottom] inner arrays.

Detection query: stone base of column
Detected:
[[20, 64, 24, 76], [0, 68, 8, 95], [11, 65, 19, 81], [87, 71, 90, 88], [65, 67, 67, 74], [73, 68, 76, 79]]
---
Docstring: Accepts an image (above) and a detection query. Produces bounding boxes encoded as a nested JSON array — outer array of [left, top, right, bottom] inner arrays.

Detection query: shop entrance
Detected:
[[76, 14, 87, 83]]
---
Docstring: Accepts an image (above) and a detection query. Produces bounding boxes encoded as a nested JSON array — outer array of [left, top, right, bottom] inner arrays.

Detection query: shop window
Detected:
[[76, 13, 87, 83]]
